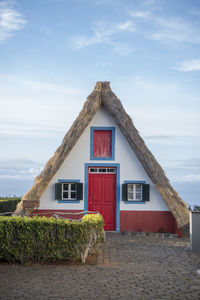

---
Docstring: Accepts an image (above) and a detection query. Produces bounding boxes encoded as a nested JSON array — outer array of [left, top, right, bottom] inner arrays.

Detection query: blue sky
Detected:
[[0, 0, 200, 206]]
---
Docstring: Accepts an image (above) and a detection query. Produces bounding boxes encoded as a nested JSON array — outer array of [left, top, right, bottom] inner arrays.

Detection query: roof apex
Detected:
[[95, 81, 110, 91]]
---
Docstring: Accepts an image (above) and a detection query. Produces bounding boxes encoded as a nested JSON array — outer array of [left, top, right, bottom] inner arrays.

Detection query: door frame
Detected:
[[84, 163, 120, 232]]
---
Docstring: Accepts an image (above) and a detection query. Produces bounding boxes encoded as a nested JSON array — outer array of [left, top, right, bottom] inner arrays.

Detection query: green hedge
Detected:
[[0, 214, 104, 264], [0, 197, 21, 214]]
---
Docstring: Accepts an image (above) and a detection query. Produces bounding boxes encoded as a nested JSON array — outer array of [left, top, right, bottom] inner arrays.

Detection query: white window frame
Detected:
[[62, 183, 77, 200], [127, 183, 142, 201], [89, 167, 116, 174]]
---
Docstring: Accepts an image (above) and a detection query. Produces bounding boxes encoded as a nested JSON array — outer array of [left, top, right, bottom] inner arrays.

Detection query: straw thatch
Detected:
[[15, 81, 189, 228]]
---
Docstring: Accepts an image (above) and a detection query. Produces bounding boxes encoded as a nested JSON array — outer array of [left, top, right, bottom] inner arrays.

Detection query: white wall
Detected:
[[39, 107, 169, 211]]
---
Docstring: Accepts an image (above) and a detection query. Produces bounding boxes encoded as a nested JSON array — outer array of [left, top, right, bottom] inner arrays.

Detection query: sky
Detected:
[[0, 0, 200, 206]]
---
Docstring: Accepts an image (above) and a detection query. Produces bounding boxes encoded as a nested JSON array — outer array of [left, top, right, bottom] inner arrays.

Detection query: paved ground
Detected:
[[0, 232, 200, 300]]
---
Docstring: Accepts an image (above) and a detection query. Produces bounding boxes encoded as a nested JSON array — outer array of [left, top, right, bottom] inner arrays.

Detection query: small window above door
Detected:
[[89, 167, 116, 173], [90, 127, 115, 160]]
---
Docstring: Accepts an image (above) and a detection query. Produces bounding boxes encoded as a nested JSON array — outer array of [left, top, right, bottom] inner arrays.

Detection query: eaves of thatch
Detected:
[[15, 81, 189, 229]]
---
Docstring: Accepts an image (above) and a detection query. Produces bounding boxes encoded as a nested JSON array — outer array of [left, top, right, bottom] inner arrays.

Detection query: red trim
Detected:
[[31, 209, 84, 220], [120, 211, 181, 235], [31, 209, 182, 236]]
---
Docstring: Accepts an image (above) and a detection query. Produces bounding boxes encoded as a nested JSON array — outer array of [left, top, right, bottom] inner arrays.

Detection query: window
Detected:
[[127, 183, 142, 201], [90, 127, 115, 160], [62, 183, 77, 200], [55, 181, 83, 202], [89, 167, 116, 173], [122, 182, 150, 203]]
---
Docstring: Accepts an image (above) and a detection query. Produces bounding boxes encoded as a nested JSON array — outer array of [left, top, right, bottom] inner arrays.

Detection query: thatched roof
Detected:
[[16, 81, 189, 228]]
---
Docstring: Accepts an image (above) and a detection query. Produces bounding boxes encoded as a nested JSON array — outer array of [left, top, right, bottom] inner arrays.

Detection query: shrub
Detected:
[[0, 214, 104, 264], [0, 197, 21, 214]]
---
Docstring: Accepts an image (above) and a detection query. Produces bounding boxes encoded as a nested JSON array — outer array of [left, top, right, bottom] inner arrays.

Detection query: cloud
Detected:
[[129, 11, 151, 19], [71, 20, 136, 50], [141, 0, 159, 9], [163, 158, 200, 170], [20, 79, 84, 95], [171, 173, 200, 183], [0, 122, 65, 138], [178, 158, 200, 170], [150, 17, 200, 44], [174, 60, 200, 72], [116, 21, 135, 32], [112, 42, 133, 56], [0, 1, 26, 42], [144, 135, 200, 142], [128, 4, 200, 45], [0, 159, 43, 180], [0, 74, 86, 137], [161, 157, 200, 190], [0, 74, 84, 95]]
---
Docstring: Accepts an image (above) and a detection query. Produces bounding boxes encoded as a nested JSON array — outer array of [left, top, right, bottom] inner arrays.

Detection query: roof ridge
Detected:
[[95, 81, 110, 91]]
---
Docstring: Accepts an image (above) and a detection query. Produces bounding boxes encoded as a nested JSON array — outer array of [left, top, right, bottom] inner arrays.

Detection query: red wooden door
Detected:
[[88, 168, 116, 231]]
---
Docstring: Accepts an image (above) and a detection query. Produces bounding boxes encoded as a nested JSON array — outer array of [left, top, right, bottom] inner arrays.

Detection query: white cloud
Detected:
[[0, 122, 65, 138], [163, 158, 200, 170], [71, 20, 136, 49], [0, 2, 26, 42], [128, 5, 200, 45], [174, 60, 200, 72], [150, 17, 200, 44], [113, 43, 133, 56], [0, 159, 43, 180], [0, 75, 87, 138], [129, 11, 150, 19], [0, 74, 84, 95], [171, 173, 200, 183], [115, 76, 200, 137], [141, 0, 159, 9], [144, 135, 200, 143], [116, 21, 135, 32], [21, 79, 84, 95]]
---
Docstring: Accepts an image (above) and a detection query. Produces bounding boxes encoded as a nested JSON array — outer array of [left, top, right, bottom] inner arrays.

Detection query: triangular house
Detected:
[[16, 81, 189, 233]]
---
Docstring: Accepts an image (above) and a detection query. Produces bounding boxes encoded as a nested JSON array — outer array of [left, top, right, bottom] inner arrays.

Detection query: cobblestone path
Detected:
[[0, 232, 200, 299]]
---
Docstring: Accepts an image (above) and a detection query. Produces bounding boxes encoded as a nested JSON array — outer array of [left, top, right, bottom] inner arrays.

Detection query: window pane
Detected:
[[71, 183, 76, 191], [99, 168, 107, 172], [136, 193, 141, 200], [107, 168, 115, 173], [136, 184, 141, 191], [128, 184, 133, 192], [63, 192, 68, 199], [128, 192, 133, 200], [90, 168, 97, 173], [63, 184, 68, 191], [71, 192, 76, 199]]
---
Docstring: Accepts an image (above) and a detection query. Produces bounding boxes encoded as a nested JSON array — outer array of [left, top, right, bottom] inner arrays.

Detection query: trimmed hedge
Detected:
[[0, 214, 104, 264], [0, 197, 21, 214]]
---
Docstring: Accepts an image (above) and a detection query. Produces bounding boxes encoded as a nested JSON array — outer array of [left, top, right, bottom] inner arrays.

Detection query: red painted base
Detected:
[[120, 211, 181, 236], [31, 209, 182, 236]]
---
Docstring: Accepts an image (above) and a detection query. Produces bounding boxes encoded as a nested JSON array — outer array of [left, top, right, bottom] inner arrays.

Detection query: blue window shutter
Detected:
[[122, 184, 127, 201], [55, 183, 62, 200], [142, 184, 150, 201], [77, 183, 83, 200]]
